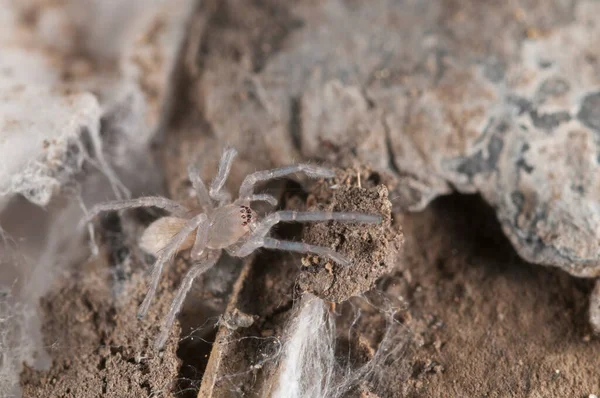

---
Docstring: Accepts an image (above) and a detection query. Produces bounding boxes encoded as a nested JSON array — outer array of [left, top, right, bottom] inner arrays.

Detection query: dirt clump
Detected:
[[20, 244, 185, 397], [297, 167, 403, 302]]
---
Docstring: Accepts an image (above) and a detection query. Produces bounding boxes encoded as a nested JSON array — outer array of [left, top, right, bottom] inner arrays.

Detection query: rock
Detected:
[[188, 0, 600, 326], [253, 0, 600, 278], [300, 77, 389, 171], [439, 1, 600, 275], [0, 0, 196, 208], [219, 308, 256, 331], [0, 86, 104, 206]]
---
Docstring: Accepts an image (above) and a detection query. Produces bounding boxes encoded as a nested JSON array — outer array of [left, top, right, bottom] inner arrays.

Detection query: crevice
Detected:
[[159, 0, 215, 136], [289, 96, 303, 152], [382, 112, 402, 176], [175, 326, 217, 398], [140, 380, 152, 396], [265, 299, 295, 322]]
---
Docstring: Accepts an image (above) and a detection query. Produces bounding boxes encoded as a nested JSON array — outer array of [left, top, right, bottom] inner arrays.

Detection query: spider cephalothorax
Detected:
[[86, 147, 381, 350]]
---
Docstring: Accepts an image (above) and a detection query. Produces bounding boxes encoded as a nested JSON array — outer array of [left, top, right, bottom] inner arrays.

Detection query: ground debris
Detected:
[[219, 308, 256, 331], [19, 250, 182, 398]]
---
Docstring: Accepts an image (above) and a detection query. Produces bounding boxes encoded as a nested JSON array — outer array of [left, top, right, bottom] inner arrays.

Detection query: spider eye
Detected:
[[239, 205, 254, 227]]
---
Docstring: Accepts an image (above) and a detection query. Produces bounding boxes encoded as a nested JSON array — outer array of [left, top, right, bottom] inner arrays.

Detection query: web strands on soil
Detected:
[[272, 295, 336, 398], [0, 107, 131, 398], [0, 200, 101, 398], [0, 289, 38, 398], [271, 292, 410, 398]]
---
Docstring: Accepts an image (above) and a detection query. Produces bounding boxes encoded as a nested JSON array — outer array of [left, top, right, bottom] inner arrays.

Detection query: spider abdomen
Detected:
[[139, 216, 196, 256]]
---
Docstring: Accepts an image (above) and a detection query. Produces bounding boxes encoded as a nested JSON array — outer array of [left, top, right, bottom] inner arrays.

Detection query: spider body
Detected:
[[139, 217, 194, 255], [139, 204, 258, 255], [205, 204, 258, 249], [86, 148, 382, 350]]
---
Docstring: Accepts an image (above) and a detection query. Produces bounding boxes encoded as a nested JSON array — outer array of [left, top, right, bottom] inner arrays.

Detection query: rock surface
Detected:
[[0, 0, 196, 207], [193, 0, 600, 276]]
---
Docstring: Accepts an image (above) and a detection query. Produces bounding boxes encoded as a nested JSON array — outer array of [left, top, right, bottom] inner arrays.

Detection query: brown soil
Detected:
[[195, 171, 402, 397], [18, 191, 600, 398], [387, 195, 600, 397], [298, 167, 402, 302], [19, 245, 183, 398]]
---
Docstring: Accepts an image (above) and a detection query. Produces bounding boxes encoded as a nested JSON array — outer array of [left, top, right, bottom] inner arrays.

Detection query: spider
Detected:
[[86, 147, 382, 350]]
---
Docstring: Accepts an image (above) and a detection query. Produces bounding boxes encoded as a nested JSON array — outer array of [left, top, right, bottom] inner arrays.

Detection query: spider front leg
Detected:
[[209, 146, 237, 205], [235, 194, 279, 207], [230, 210, 382, 265], [154, 250, 221, 351], [238, 164, 335, 200], [252, 210, 382, 237], [191, 215, 210, 260], [137, 213, 208, 319]]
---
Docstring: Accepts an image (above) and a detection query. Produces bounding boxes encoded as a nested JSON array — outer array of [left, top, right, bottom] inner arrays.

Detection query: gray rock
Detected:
[[0, 0, 196, 208], [0, 86, 106, 206], [256, 0, 600, 276], [190, 0, 600, 326], [441, 0, 600, 276]]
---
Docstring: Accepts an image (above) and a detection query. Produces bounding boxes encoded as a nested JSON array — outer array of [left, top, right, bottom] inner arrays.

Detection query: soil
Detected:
[[194, 171, 402, 397], [385, 195, 600, 397], [18, 192, 600, 397], [20, 182, 600, 397], [298, 167, 402, 302], [19, 243, 183, 397]]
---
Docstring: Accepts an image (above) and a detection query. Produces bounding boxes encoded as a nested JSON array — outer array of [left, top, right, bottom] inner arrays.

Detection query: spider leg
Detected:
[[137, 213, 207, 319], [230, 210, 381, 258], [191, 216, 210, 260], [238, 164, 335, 199], [154, 250, 221, 351], [187, 163, 213, 211], [252, 210, 381, 237], [86, 197, 190, 221], [209, 146, 237, 205], [235, 193, 279, 207], [261, 237, 350, 266]]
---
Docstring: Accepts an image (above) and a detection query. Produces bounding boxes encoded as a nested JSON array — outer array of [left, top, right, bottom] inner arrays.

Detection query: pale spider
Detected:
[[87, 147, 381, 350]]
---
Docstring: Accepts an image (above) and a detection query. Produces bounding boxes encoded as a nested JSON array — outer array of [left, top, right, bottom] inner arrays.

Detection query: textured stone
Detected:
[[440, 1, 600, 275], [0, 86, 103, 206], [188, 0, 600, 322], [0, 0, 196, 207], [250, 0, 600, 277]]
